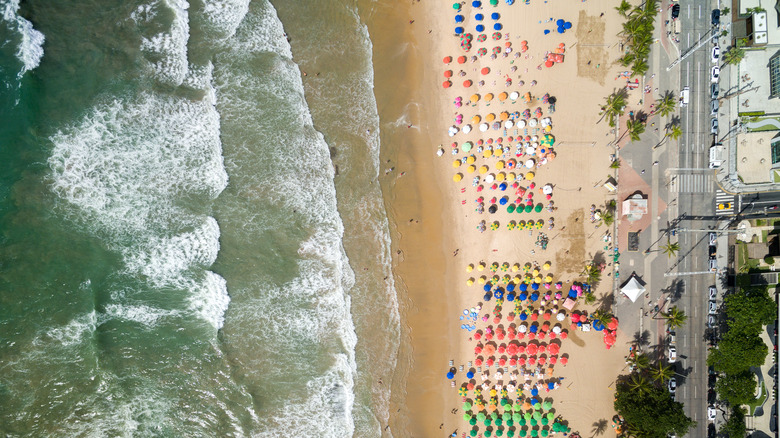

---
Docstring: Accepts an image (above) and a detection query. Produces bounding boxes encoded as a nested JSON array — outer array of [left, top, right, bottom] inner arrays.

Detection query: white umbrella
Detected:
[[518, 324, 527, 333], [531, 135, 539, 142], [542, 184, 553, 195], [485, 174, 495, 183], [553, 326, 562, 334], [516, 119, 526, 129], [524, 159, 535, 168], [504, 120, 514, 128], [528, 119, 538, 127], [479, 123, 489, 132], [509, 91, 519, 100], [463, 124, 473, 134], [525, 146, 536, 156], [448, 126, 459, 136], [437, 148, 445, 156], [556, 312, 565, 321], [541, 117, 552, 127]]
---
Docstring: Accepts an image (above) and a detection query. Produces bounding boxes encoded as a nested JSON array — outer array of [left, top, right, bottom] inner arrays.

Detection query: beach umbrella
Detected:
[[447, 371, 455, 379], [443, 81, 452, 88], [475, 13, 484, 21], [470, 431, 478, 437], [476, 24, 485, 32], [454, 173, 463, 182], [455, 15, 464, 22], [472, 0, 482, 6], [453, 2, 461, 9], [481, 67, 491, 75], [491, 12, 500, 19], [456, 27, 464, 34], [494, 23, 502, 30], [560, 356, 568, 365]]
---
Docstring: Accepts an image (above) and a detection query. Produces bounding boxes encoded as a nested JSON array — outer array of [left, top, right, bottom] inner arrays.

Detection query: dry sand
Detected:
[[380, 0, 642, 436]]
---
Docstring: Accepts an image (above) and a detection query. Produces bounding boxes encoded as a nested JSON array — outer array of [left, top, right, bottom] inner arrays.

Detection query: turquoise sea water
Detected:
[[0, 0, 399, 435]]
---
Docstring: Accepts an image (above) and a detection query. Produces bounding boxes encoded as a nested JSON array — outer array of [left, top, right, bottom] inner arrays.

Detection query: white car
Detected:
[[711, 66, 720, 83], [711, 46, 720, 64], [709, 286, 717, 300], [668, 346, 677, 363]]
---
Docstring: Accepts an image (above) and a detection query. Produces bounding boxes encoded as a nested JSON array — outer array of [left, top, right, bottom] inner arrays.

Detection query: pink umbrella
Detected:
[[474, 332, 482, 340]]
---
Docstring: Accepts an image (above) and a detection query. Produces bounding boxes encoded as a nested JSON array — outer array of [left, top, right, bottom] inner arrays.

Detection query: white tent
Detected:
[[621, 276, 646, 302]]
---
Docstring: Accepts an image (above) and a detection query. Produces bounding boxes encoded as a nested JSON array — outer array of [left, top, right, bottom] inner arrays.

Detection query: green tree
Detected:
[[667, 124, 682, 141], [722, 6, 730, 14], [715, 371, 758, 406], [600, 90, 627, 127], [722, 406, 746, 438], [601, 210, 614, 226], [626, 119, 645, 142], [656, 93, 677, 117], [723, 287, 776, 327], [615, 380, 695, 436], [708, 328, 768, 375], [660, 239, 680, 258], [582, 263, 602, 285], [627, 373, 652, 392], [616, 0, 632, 16], [631, 353, 651, 371], [661, 306, 688, 330], [649, 362, 675, 383], [723, 47, 746, 65], [592, 308, 615, 325]]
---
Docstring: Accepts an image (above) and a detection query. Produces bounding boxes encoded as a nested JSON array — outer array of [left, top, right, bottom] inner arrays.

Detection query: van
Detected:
[[680, 86, 690, 107]]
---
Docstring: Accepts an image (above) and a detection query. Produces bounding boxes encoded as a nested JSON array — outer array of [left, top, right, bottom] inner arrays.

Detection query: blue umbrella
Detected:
[[531, 388, 539, 396], [531, 283, 539, 291], [507, 293, 515, 302], [519, 284, 528, 292], [506, 283, 515, 292], [491, 12, 500, 20], [543, 29, 551, 35], [494, 290, 504, 299], [475, 13, 484, 21], [484, 284, 492, 292], [530, 293, 539, 301], [556, 18, 565, 26], [484, 293, 493, 301], [476, 24, 485, 32], [467, 371, 475, 379], [593, 320, 605, 331], [519, 292, 528, 301], [456, 26, 464, 34], [447, 372, 455, 379], [499, 183, 508, 191], [456, 15, 465, 23], [564, 21, 572, 29], [557, 27, 565, 34], [499, 197, 508, 205], [494, 23, 502, 30], [472, 0, 482, 7], [506, 0, 514, 4], [529, 325, 538, 333], [519, 312, 527, 320]]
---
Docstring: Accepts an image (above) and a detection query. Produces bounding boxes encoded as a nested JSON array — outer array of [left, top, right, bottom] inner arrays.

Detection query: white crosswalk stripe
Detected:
[[714, 190, 734, 215], [671, 173, 714, 193]]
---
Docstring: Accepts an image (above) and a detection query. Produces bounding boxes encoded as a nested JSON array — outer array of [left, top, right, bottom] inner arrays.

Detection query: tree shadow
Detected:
[[661, 278, 684, 303], [595, 292, 615, 312], [591, 418, 608, 437], [632, 330, 651, 348]]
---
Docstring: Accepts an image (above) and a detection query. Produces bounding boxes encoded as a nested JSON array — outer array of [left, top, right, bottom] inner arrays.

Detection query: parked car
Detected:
[[708, 407, 718, 421], [709, 286, 717, 300], [712, 9, 720, 26], [711, 83, 719, 99], [709, 301, 718, 314], [709, 258, 718, 271], [708, 314, 717, 328], [708, 423, 717, 437], [709, 231, 717, 245], [672, 3, 680, 19], [668, 377, 677, 393], [711, 117, 718, 134], [668, 346, 677, 363], [711, 66, 720, 83], [711, 45, 720, 63], [667, 331, 676, 345], [711, 99, 719, 115], [709, 373, 717, 388], [709, 245, 717, 258], [708, 388, 717, 403]]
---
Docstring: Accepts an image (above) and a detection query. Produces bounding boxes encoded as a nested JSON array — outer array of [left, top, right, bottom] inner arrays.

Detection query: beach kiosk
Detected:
[[620, 274, 646, 302]]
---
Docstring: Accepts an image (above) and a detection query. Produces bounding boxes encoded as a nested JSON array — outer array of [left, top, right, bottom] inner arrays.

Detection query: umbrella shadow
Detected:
[[591, 418, 608, 437]]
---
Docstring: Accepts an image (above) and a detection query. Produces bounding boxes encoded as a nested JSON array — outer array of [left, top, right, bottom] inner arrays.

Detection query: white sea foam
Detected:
[[1, 0, 44, 77], [134, 0, 191, 85], [201, 0, 250, 40], [102, 303, 181, 327], [40, 311, 97, 347]]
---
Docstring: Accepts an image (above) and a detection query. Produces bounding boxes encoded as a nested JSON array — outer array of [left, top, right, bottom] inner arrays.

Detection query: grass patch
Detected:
[[774, 170, 780, 183], [746, 381, 768, 415], [756, 219, 767, 226]]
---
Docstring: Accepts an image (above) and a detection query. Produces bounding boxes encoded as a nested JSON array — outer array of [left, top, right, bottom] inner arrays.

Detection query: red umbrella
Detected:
[[497, 332, 505, 340], [537, 332, 546, 340], [548, 344, 560, 355], [487, 357, 495, 366], [475, 346, 483, 354], [541, 322, 550, 332], [506, 313, 515, 322], [443, 81, 452, 88], [538, 356, 546, 365], [444, 70, 453, 78], [549, 356, 558, 364], [543, 312, 551, 320], [570, 313, 580, 323], [475, 358, 483, 366], [517, 345, 526, 353], [444, 56, 453, 63], [518, 357, 526, 366], [537, 344, 546, 354], [509, 357, 517, 366], [474, 332, 482, 340], [544, 60, 554, 68], [498, 345, 506, 354], [493, 316, 501, 324], [499, 358, 507, 366], [484, 344, 496, 356], [467, 382, 475, 390], [530, 313, 539, 321], [507, 331, 516, 340], [527, 332, 536, 340], [560, 331, 568, 339], [570, 323, 578, 331], [457, 56, 467, 64], [527, 344, 538, 355], [463, 80, 473, 87], [516, 332, 525, 340], [528, 356, 536, 365], [560, 356, 568, 365], [548, 333, 557, 339], [485, 332, 493, 340], [608, 319, 619, 330], [481, 67, 490, 75], [507, 345, 517, 355]]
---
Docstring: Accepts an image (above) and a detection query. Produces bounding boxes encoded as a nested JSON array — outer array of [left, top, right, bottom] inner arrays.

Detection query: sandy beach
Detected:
[[375, 0, 644, 436]]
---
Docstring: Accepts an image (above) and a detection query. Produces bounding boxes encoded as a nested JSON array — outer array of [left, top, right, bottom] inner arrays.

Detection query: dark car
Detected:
[[709, 373, 717, 388], [711, 83, 719, 99], [672, 3, 680, 19], [709, 245, 717, 258], [668, 377, 677, 393], [712, 9, 720, 26], [708, 389, 717, 403]]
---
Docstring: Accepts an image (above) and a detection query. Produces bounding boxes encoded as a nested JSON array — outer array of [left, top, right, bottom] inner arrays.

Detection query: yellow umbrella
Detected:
[[452, 159, 462, 168], [534, 276, 542, 283], [495, 147, 504, 155], [467, 278, 475, 286], [498, 92, 508, 101], [500, 111, 509, 120], [513, 276, 522, 284], [467, 165, 476, 173], [479, 276, 487, 284], [496, 160, 505, 170], [542, 262, 551, 270], [525, 171, 535, 180], [532, 269, 539, 276], [467, 264, 474, 272], [544, 125, 552, 133], [470, 94, 480, 103], [496, 172, 505, 181], [466, 155, 476, 164], [479, 165, 489, 174], [512, 263, 520, 272], [486, 113, 496, 122], [478, 262, 486, 271], [485, 93, 494, 101], [507, 172, 516, 181], [544, 275, 553, 282], [453, 173, 463, 182], [483, 149, 493, 159]]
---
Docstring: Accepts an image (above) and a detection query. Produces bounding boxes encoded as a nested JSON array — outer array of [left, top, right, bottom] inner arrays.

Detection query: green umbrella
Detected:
[[502, 412, 511, 421], [533, 411, 542, 421], [531, 430, 539, 437], [453, 2, 461, 9], [519, 418, 527, 426], [496, 429, 504, 437], [507, 430, 515, 437], [512, 403, 522, 411], [516, 206, 524, 214], [491, 412, 498, 420], [478, 412, 487, 421], [470, 430, 478, 437], [534, 203, 543, 213], [470, 418, 477, 426], [530, 419, 537, 426], [523, 412, 532, 422], [490, 0, 498, 4], [495, 418, 503, 426], [485, 430, 492, 437], [506, 419, 514, 427], [518, 429, 527, 437], [485, 419, 493, 427], [464, 402, 473, 410], [525, 205, 533, 213], [464, 413, 472, 421], [507, 204, 516, 213], [546, 413, 554, 422], [513, 413, 522, 422], [533, 403, 541, 410], [541, 418, 549, 426], [541, 430, 549, 437], [542, 401, 552, 411]]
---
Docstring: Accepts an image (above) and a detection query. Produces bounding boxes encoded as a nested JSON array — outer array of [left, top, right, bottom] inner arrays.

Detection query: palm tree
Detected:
[[582, 263, 602, 284], [656, 94, 677, 117], [723, 47, 746, 65], [615, 0, 632, 17], [592, 309, 615, 325], [662, 306, 688, 330], [632, 353, 651, 370], [667, 124, 682, 141], [660, 239, 680, 258], [628, 373, 652, 394], [601, 210, 615, 226], [600, 91, 627, 127], [626, 119, 645, 142], [650, 362, 675, 383]]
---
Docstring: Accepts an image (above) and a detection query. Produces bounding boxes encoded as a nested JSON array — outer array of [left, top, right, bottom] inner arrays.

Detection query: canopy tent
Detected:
[[621, 275, 646, 302]]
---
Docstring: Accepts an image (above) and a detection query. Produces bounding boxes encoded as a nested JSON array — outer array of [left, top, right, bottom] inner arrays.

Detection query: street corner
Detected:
[[617, 163, 654, 254]]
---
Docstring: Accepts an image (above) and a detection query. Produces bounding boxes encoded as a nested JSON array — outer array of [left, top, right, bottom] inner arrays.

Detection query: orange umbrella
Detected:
[[498, 92, 508, 101], [444, 56, 453, 63], [457, 56, 467, 64], [481, 67, 490, 75], [443, 81, 452, 88], [500, 111, 509, 120], [463, 80, 473, 87], [444, 70, 453, 78], [484, 93, 494, 101]]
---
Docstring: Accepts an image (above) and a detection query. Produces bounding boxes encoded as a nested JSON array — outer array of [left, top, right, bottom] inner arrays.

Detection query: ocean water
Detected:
[[0, 0, 399, 436]]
